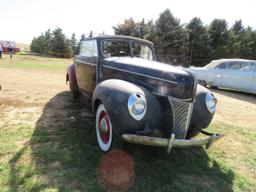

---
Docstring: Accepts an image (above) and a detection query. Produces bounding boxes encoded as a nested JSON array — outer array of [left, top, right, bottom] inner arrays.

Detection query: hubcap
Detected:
[[98, 111, 110, 144]]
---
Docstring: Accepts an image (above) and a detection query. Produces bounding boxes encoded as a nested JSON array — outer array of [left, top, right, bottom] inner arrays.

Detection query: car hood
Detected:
[[102, 57, 196, 100], [189, 67, 208, 71]]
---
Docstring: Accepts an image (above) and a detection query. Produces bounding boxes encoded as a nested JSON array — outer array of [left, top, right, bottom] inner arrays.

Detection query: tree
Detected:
[[231, 20, 244, 35], [70, 33, 77, 56], [30, 35, 45, 53], [42, 29, 52, 54], [186, 17, 212, 66], [208, 19, 229, 58], [155, 9, 189, 65], [238, 27, 255, 59], [76, 33, 86, 54], [250, 30, 256, 59], [89, 30, 93, 38], [49, 27, 72, 58], [113, 18, 156, 41], [113, 18, 137, 36]]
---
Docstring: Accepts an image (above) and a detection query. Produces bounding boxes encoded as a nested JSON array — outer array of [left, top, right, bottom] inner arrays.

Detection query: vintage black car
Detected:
[[66, 35, 222, 153]]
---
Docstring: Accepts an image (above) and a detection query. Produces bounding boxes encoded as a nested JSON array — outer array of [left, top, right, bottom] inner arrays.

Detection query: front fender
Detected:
[[189, 85, 215, 131], [92, 79, 162, 135]]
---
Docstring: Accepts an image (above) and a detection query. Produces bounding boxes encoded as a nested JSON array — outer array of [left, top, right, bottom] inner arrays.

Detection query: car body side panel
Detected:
[[221, 69, 253, 91], [210, 69, 223, 87], [189, 68, 223, 87], [75, 56, 96, 95], [252, 69, 256, 93]]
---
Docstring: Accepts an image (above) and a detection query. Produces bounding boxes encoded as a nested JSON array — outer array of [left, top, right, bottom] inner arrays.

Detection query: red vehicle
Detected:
[[0, 40, 20, 53]]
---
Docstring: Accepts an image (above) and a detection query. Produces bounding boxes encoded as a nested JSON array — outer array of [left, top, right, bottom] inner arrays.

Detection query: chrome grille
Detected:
[[169, 98, 193, 139]]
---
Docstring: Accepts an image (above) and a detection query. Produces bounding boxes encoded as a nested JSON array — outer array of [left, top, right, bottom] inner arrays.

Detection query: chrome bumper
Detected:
[[121, 130, 223, 153]]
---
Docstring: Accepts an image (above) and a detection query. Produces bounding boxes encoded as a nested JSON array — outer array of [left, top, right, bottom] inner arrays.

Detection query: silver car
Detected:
[[189, 59, 256, 94]]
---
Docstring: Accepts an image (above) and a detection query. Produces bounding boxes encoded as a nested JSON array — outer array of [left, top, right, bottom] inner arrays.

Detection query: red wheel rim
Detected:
[[98, 111, 110, 144]]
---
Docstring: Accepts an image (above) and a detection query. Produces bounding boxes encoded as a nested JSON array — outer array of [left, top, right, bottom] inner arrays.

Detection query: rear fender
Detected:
[[67, 64, 78, 91]]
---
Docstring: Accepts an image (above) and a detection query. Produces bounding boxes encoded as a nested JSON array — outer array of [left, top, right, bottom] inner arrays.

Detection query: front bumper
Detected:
[[121, 130, 223, 153]]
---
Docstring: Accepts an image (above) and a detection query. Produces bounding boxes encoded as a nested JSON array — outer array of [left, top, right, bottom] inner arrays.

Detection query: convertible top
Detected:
[[85, 35, 154, 45]]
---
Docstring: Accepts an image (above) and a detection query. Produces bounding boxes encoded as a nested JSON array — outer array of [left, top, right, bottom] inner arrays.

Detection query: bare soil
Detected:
[[211, 89, 256, 129]]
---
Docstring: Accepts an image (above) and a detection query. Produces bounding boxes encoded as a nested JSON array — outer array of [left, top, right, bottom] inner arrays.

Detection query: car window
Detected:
[[228, 62, 241, 70], [215, 63, 227, 69], [102, 40, 130, 57], [251, 62, 256, 71], [80, 40, 98, 57], [240, 62, 251, 71], [132, 43, 153, 60]]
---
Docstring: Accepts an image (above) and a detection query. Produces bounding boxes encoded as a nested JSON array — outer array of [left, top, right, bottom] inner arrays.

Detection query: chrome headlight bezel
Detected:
[[128, 93, 147, 121], [205, 92, 217, 113]]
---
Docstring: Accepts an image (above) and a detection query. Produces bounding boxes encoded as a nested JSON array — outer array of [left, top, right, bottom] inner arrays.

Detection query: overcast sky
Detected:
[[1, 0, 256, 44]]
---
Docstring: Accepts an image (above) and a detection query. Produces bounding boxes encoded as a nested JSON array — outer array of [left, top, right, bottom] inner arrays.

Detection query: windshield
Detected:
[[102, 40, 153, 60], [205, 61, 222, 69]]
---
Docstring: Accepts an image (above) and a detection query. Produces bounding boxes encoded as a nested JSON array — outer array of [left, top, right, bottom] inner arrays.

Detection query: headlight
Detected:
[[205, 92, 217, 113], [128, 93, 147, 121]]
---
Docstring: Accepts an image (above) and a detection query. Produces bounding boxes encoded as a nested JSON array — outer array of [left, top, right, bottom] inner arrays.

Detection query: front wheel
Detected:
[[96, 104, 115, 152]]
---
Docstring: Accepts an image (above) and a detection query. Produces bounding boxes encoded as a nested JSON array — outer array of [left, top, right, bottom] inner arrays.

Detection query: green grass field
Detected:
[[0, 55, 255, 191], [0, 54, 72, 71]]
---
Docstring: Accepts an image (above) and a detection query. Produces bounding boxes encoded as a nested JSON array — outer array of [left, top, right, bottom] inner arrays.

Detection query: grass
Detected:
[[0, 55, 255, 191], [1, 100, 255, 192], [0, 54, 72, 71]]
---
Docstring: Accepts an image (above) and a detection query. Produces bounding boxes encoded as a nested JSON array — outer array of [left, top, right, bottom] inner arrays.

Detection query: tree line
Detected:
[[30, 9, 256, 67], [113, 9, 256, 66], [30, 28, 89, 58]]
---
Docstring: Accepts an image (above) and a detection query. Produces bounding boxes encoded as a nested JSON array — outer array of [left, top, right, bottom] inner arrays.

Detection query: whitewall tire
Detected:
[[96, 104, 113, 152]]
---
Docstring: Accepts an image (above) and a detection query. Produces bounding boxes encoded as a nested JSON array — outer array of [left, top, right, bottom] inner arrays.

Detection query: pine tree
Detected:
[[113, 18, 137, 36], [76, 33, 86, 54], [70, 33, 77, 56], [49, 27, 72, 58], [208, 19, 229, 59], [43, 29, 51, 54], [186, 17, 212, 66], [155, 9, 189, 65], [89, 31, 93, 38]]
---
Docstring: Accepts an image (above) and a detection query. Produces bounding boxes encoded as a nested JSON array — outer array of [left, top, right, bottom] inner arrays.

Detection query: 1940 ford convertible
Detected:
[[66, 35, 222, 153]]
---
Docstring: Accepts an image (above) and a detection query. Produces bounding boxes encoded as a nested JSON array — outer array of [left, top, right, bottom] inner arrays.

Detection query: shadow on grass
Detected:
[[9, 91, 235, 192], [211, 88, 256, 105]]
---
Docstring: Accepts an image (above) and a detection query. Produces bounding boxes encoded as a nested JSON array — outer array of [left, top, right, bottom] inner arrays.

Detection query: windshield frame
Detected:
[[100, 39, 156, 61]]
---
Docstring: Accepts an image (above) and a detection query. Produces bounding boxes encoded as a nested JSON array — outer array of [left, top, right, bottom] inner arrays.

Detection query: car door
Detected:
[[221, 61, 253, 91], [210, 62, 228, 87], [75, 40, 98, 95], [250, 62, 256, 93]]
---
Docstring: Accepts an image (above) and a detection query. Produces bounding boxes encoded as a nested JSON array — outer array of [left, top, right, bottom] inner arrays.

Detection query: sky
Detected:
[[0, 0, 256, 44]]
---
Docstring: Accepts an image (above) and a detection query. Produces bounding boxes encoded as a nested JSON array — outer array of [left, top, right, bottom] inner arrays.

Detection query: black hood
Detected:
[[102, 57, 196, 100]]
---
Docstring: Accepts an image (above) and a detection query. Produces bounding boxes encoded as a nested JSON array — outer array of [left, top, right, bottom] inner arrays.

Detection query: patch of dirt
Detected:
[[0, 67, 68, 127], [211, 89, 256, 129]]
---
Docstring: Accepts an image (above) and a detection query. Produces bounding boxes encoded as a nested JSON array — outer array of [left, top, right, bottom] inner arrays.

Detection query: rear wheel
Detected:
[[210, 86, 218, 89], [198, 80, 207, 87], [67, 75, 80, 101], [201, 81, 207, 87]]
